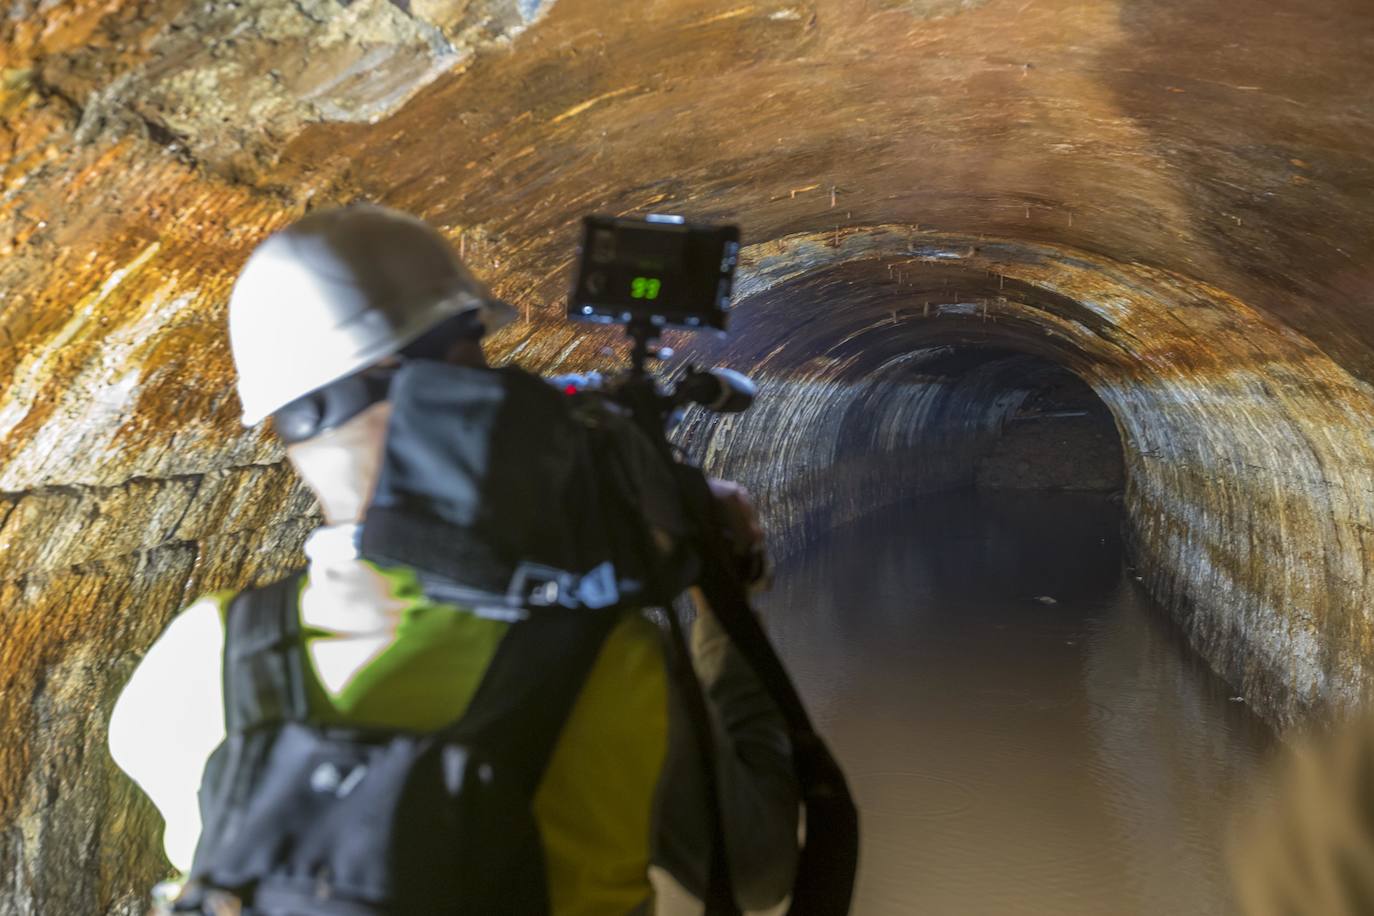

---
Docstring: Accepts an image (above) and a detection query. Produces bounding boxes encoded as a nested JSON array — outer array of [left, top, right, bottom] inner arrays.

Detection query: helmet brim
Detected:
[[239, 292, 519, 427]]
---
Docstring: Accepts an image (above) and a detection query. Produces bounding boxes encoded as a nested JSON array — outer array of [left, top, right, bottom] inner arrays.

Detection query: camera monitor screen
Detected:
[[568, 214, 740, 331]]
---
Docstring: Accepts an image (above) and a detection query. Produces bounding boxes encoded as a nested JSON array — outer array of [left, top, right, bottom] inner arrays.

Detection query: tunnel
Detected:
[[2, 0, 1373, 911]]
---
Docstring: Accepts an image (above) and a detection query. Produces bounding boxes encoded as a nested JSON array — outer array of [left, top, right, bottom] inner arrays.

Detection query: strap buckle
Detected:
[[507, 563, 580, 608], [506, 561, 623, 610]]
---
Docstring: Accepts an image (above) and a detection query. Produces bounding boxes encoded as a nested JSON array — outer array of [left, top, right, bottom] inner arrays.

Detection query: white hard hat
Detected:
[[228, 204, 517, 426]]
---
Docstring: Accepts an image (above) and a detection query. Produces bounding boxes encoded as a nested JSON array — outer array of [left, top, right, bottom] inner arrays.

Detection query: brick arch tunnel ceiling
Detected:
[[2, 0, 1374, 909]]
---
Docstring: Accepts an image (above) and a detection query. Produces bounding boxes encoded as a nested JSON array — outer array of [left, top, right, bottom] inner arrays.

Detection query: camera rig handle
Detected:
[[673, 367, 757, 414], [619, 319, 755, 432]]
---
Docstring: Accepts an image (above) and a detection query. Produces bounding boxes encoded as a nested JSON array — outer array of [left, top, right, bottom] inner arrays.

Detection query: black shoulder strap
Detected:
[[445, 606, 622, 796], [674, 466, 859, 916], [222, 572, 309, 733], [662, 598, 740, 916]]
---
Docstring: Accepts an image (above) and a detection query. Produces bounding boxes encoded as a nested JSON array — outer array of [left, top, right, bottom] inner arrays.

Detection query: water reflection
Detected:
[[757, 490, 1276, 915]]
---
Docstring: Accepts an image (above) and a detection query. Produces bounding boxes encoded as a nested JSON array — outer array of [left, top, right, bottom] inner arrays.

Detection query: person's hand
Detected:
[[707, 478, 763, 551], [707, 478, 770, 588]]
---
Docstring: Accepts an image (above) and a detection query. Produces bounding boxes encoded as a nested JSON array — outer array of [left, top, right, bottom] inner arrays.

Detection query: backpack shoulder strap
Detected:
[[222, 571, 309, 733], [447, 606, 622, 796]]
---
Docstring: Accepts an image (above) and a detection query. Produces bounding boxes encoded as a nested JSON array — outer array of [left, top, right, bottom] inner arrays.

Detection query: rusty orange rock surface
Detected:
[[1, 0, 1373, 910]]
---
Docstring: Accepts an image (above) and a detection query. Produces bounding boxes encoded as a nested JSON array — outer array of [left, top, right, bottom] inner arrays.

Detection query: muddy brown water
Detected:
[[756, 490, 1277, 916]]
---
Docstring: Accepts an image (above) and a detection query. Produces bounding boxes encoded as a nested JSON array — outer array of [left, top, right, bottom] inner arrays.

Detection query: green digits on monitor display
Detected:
[[631, 276, 661, 300]]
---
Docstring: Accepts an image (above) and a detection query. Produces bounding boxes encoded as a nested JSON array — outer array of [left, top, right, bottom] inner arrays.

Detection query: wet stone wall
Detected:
[[2, 0, 1374, 911]]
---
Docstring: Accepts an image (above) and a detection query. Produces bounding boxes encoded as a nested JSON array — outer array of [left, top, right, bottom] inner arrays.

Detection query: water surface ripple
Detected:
[[757, 491, 1277, 916]]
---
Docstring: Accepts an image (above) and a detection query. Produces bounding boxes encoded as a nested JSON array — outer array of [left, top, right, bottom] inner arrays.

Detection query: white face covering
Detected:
[[303, 522, 363, 565], [284, 400, 393, 526], [299, 520, 410, 691]]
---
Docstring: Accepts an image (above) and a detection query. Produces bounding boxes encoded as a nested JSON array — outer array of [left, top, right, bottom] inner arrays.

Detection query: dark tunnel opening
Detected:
[[972, 362, 1125, 495], [886, 345, 1127, 496], [673, 250, 1146, 561], [871, 344, 1132, 592]]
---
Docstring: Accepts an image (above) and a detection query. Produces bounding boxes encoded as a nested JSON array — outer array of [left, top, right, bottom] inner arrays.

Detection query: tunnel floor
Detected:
[[756, 491, 1278, 916]]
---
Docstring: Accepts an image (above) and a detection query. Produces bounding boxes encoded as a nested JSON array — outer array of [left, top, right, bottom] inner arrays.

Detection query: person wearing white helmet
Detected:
[[229, 204, 519, 431], [108, 204, 799, 914]]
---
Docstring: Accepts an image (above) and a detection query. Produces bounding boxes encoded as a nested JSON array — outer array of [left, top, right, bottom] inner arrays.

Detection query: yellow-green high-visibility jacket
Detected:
[[109, 523, 800, 914]]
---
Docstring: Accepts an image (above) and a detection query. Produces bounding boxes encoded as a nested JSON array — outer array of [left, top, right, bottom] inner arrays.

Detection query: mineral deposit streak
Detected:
[[758, 490, 1277, 916]]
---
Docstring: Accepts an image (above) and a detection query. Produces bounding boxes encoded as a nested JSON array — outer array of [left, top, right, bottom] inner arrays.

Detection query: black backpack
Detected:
[[359, 360, 696, 613], [174, 574, 621, 915]]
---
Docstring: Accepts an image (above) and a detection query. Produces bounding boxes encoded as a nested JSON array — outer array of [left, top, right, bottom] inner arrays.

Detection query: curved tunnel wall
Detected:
[[649, 226, 1374, 733], [2, 0, 1374, 911]]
